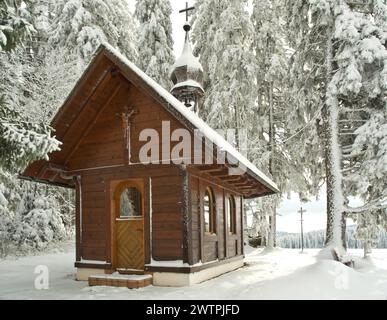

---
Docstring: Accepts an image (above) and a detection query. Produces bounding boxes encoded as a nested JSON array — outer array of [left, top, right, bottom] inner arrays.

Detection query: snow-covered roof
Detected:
[[102, 43, 279, 194], [172, 38, 203, 72], [171, 79, 204, 92]]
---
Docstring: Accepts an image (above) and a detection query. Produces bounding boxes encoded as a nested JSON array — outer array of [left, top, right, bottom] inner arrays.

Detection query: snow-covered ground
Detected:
[[0, 243, 386, 300]]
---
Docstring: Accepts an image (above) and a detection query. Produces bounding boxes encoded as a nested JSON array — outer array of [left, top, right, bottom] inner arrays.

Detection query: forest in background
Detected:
[[0, 0, 386, 258], [277, 225, 387, 249]]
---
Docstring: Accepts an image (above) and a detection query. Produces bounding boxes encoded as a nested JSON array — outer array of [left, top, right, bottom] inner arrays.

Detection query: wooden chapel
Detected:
[[21, 9, 279, 287]]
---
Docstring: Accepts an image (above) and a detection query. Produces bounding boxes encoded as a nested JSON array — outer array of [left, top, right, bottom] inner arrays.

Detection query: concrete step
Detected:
[[88, 273, 152, 289], [116, 268, 147, 275]]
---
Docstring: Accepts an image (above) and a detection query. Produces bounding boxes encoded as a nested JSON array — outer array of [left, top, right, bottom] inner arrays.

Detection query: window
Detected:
[[203, 187, 216, 234], [120, 187, 142, 218], [227, 196, 236, 234]]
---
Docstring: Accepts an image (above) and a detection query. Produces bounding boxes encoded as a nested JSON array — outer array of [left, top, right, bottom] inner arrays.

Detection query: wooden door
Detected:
[[114, 181, 144, 271]]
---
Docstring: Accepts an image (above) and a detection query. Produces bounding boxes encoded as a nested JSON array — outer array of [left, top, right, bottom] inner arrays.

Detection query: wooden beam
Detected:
[[18, 174, 74, 189], [239, 186, 256, 192], [208, 168, 229, 177], [233, 177, 258, 188], [239, 184, 258, 190], [206, 163, 243, 178], [48, 163, 68, 173], [234, 183, 255, 189], [231, 177, 250, 186], [46, 163, 70, 183], [196, 165, 224, 173], [223, 176, 244, 183], [36, 164, 49, 180], [211, 174, 233, 179]]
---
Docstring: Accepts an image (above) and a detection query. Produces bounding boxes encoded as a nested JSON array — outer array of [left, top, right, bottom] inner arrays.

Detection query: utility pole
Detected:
[[298, 207, 306, 252]]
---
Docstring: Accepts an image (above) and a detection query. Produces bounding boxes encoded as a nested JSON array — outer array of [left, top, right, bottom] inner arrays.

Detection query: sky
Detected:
[[128, 1, 359, 233], [277, 192, 328, 234]]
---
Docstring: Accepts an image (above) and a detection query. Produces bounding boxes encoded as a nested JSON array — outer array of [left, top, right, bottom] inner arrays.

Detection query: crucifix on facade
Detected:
[[121, 105, 138, 165]]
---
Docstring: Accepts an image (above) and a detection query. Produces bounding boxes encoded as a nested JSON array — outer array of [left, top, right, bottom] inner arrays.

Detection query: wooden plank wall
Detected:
[[78, 165, 183, 264], [190, 177, 201, 264], [68, 76, 187, 264], [66, 80, 129, 170], [80, 173, 107, 261], [151, 173, 183, 260], [189, 174, 244, 265]]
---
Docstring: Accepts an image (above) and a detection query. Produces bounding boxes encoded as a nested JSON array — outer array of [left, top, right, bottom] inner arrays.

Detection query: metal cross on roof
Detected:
[[179, 2, 195, 22]]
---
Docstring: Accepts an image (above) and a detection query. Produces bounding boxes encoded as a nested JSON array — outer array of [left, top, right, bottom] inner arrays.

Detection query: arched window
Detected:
[[119, 187, 142, 218], [203, 187, 216, 234], [227, 196, 236, 234]]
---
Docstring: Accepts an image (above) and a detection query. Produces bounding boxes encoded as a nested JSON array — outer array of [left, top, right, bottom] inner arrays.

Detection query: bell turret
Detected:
[[170, 4, 204, 114]]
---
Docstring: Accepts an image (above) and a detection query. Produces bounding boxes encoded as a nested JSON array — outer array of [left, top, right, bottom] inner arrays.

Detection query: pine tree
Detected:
[[134, 0, 174, 89], [0, 0, 35, 52], [0, 0, 61, 172], [192, 0, 224, 90], [327, 0, 386, 251], [0, 0, 76, 257], [338, 0, 387, 255], [288, 0, 387, 253], [251, 0, 318, 248], [192, 0, 256, 132], [49, 0, 138, 67]]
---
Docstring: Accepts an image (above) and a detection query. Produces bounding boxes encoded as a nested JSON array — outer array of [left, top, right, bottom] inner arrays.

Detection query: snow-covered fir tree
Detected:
[[192, 0, 256, 131], [191, 0, 224, 91], [325, 0, 386, 252], [287, 0, 387, 253], [49, 0, 138, 68], [337, 0, 387, 256], [19, 1, 79, 121], [0, 0, 61, 172], [250, 0, 317, 248], [134, 0, 174, 89], [0, 0, 35, 52], [193, 0, 322, 248], [0, 174, 74, 256], [0, 1, 78, 257]]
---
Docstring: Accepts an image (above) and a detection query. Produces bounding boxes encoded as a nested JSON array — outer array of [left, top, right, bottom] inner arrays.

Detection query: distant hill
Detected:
[[277, 225, 387, 249]]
